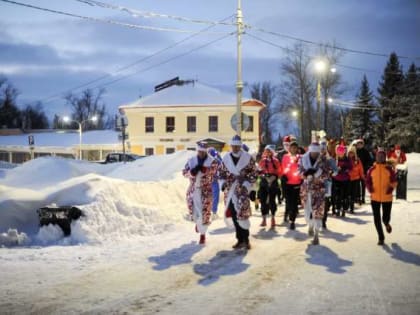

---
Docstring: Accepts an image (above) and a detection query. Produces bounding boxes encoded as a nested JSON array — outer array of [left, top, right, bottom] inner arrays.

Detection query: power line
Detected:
[[89, 32, 236, 90], [245, 32, 408, 76], [247, 25, 420, 61], [76, 0, 236, 27], [37, 14, 235, 105], [0, 0, 228, 34]]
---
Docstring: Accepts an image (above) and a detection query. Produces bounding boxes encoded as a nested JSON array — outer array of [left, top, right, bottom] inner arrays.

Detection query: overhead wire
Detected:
[[37, 14, 235, 105], [0, 0, 228, 34], [248, 25, 420, 61], [75, 0, 237, 27]]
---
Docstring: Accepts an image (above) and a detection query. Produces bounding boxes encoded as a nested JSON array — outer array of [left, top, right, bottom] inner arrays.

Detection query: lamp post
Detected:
[[314, 60, 337, 132], [291, 110, 301, 142], [63, 116, 98, 160]]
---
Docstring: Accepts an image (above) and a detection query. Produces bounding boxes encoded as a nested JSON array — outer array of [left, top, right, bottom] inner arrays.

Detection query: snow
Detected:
[[0, 129, 120, 147], [0, 151, 419, 314], [121, 82, 239, 107]]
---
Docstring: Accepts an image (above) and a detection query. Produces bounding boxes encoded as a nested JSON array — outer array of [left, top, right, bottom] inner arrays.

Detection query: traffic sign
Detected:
[[230, 112, 250, 132]]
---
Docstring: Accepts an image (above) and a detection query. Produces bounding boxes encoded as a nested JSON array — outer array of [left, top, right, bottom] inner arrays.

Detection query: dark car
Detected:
[[102, 152, 145, 164]]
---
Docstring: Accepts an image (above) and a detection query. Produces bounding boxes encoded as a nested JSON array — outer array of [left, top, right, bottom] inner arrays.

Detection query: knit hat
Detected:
[[376, 147, 386, 156], [336, 144, 347, 156], [283, 135, 291, 144], [208, 147, 218, 158], [196, 141, 208, 152], [230, 135, 242, 146], [308, 142, 321, 153]]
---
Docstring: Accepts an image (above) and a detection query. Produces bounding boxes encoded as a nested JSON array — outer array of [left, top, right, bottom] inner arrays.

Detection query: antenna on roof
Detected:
[[154, 77, 196, 92]]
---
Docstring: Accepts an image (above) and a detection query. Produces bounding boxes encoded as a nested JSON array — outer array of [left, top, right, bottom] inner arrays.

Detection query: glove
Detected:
[[190, 165, 201, 176], [249, 190, 256, 201], [386, 186, 394, 194], [304, 168, 316, 176]]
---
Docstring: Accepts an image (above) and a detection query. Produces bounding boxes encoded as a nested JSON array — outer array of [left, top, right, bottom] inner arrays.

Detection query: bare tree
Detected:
[[279, 43, 315, 145], [64, 88, 107, 130], [248, 81, 277, 144]]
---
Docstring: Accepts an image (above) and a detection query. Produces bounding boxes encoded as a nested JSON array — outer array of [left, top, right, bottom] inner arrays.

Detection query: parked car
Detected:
[[101, 152, 145, 164]]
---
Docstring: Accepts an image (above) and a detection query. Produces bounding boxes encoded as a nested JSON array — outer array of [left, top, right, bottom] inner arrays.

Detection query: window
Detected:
[[145, 148, 154, 156], [145, 117, 154, 133], [209, 116, 218, 132], [166, 116, 175, 132], [187, 116, 196, 132], [166, 148, 175, 154], [245, 115, 254, 132]]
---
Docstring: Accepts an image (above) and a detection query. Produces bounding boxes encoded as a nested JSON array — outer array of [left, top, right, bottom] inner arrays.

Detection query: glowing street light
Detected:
[[291, 110, 299, 117], [62, 115, 98, 160]]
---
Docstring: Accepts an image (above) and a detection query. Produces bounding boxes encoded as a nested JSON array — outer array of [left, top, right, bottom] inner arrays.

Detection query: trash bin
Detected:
[[37, 206, 83, 236]]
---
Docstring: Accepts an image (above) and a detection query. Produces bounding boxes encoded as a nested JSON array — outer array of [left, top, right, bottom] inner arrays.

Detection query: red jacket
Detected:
[[259, 156, 282, 177], [349, 158, 364, 181], [387, 150, 407, 164], [281, 153, 302, 185]]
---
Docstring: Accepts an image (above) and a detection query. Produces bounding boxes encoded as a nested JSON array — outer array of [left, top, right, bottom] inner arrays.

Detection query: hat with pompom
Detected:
[[230, 135, 242, 146]]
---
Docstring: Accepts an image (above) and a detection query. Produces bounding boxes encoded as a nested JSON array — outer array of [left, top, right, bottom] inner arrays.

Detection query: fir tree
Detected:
[[349, 75, 375, 145], [0, 77, 21, 128], [377, 52, 404, 143]]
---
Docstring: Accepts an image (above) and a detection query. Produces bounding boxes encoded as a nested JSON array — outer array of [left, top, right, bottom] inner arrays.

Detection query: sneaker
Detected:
[[232, 241, 242, 249], [308, 226, 314, 236], [377, 239, 384, 246], [290, 222, 295, 230], [271, 217, 276, 228], [260, 217, 267, 227], [386, 224, 392, 234], [199, 234, 206, 244]]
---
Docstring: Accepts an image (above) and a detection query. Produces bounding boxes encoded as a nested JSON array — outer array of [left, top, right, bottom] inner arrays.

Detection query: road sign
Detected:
[[230, 112, 250, 132], [28, 134, 34, 146]]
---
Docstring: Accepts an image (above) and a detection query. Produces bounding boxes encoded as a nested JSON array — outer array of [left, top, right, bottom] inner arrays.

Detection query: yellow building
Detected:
[[119, 81, 265, 155]]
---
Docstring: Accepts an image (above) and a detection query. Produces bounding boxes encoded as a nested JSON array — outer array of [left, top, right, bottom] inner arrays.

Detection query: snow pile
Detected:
[[0, 228, 30, 247], [0, 152, 193, 246]]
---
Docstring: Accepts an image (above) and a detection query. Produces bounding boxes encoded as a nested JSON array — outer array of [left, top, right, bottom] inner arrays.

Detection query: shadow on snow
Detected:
[[383, 243, 420, 266], [305, 244, 353, 274], [209, 226, 235, 235], [148, 241, 203, 271], [193, 250, 249, 286], [252, 228, 282, 240], [321, 229, 354, 242]]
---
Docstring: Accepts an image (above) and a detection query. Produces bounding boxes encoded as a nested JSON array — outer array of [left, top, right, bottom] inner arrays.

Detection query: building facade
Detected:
[[120, 81, 265, 155]]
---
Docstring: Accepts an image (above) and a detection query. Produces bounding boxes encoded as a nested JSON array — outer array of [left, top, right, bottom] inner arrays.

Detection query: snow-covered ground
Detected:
[[0, 152, 419, 315]]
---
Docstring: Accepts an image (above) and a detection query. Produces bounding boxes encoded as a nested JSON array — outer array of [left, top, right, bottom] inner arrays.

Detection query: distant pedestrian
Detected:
[[365, 147, 397, 245], [182, 142, 219, 245]]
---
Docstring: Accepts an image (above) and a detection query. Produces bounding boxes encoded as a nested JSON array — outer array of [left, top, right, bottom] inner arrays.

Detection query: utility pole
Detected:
[[236, 0, 243, 136], [316, 79, 321, 131]]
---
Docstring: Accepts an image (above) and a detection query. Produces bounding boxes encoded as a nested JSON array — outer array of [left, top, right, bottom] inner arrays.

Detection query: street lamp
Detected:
[[314, 59, 337, 131], [62, 116, 98, 160]]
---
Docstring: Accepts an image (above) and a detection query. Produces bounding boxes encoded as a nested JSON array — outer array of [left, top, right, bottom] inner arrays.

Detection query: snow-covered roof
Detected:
[[121, 82, 245, 108], [0, 130, 120, 147]]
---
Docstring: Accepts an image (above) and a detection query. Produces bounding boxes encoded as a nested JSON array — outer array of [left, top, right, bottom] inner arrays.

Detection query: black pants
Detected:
[[258, 177, 278, 217], [371, 201, 392, 241], [333, 179, 350, 211], [285, 184, 300, 222], [361, 179, 366, 202], [349, 180, 361, 211], [396, 170, 407, 200], [229, 201, 249, 244]]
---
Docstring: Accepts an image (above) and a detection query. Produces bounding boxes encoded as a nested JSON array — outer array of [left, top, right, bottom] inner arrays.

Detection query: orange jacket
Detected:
[[365, 163, 397, 202], [349, 159, 364, 181]]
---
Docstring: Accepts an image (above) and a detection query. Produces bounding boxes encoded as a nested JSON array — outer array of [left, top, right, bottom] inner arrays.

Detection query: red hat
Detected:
[[283, 135, 291, 144]]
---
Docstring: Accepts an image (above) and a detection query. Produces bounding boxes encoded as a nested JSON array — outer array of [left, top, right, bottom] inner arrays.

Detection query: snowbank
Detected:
[[0, 152, 193, 247]]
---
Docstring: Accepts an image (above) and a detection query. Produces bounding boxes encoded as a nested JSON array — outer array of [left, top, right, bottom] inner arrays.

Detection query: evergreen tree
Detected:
[[0, 77, 21, 128], [387, 63, 420, 151], [21, 102, 49, 129], [377, 52, 404, 143], [349, 75, 375, 145]]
